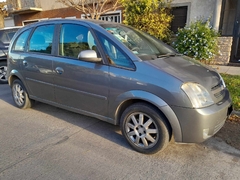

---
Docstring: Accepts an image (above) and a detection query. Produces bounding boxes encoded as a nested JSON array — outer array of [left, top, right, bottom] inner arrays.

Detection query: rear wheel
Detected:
[[0, 61, 8, 84], [121, 103, 170, 154], [12, 79, 32, 109]]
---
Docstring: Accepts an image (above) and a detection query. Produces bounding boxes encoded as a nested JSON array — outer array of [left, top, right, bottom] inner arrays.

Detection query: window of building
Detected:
[[28, 25, 54, 54], [23, 20, 39, 26], [220, 0, 237, 36], [171, 6, 188, 33], [81, 10, 122, 23], [99, 13, 121, 23]]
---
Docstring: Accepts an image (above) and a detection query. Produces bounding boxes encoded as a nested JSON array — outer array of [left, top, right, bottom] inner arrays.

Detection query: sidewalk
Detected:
[[211, 65, 240, 75]]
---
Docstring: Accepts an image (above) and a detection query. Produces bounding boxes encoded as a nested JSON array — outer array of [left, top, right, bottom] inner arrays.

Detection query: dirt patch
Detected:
[[215, 114, 240, 150]]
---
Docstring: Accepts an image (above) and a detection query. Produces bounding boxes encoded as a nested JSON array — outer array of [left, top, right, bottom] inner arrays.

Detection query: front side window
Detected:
[[29, 25, 54, 54], [12, 29, 31, 52], [59, 24, 97, 59], [97, 32, 134, 69]]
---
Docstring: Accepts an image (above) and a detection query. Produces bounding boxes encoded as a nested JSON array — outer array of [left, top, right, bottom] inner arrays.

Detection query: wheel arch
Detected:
[[8, 70, 25, 87], [114, 90, 183, 142]]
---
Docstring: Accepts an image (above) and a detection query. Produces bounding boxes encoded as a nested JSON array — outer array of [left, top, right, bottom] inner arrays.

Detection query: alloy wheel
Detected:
[[0, 65, 7, 83], [12, 83, 25, 107], [125, 112, 159, 149]]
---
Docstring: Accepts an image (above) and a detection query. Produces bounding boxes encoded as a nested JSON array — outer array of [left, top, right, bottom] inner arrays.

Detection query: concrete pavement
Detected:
[[211, 65, 240, 75], [1, 84, 240, 180]]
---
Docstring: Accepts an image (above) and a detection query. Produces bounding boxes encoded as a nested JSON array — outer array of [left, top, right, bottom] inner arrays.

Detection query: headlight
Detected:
[[181, 82, 214, 108]]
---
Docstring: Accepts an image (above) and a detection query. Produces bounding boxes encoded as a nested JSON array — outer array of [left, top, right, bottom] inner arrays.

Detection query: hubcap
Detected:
[[0, 65, 7, 82], [13, 83, 25, 106], [125, 113, 159, 149]]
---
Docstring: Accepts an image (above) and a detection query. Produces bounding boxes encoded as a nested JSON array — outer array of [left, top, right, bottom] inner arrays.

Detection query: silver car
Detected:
[[7, 19, 232, 154]]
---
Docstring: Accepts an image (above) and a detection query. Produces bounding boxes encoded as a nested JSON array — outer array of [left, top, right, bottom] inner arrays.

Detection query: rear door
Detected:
[[20, 24, 55, 102], [52, 23, 109, 117]]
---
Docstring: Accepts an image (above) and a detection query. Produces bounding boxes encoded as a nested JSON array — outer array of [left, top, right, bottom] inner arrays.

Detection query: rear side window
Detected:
[[12, 29, 31, 52], [28, 25, 54, 54]]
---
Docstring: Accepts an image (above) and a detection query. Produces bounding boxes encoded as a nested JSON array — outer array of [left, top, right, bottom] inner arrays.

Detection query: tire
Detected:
[[0, 61, 8, 84], [11, 79, 32, 109], [120, 103, 170, 154]]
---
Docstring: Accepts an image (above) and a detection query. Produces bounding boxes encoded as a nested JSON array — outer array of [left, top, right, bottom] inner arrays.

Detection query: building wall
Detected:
[[37, 0, 66, 10], [171, 0, 217, 27], [213, 37, 233, 65], [18, 0, 65, 10], [13, 7, 81, 26]]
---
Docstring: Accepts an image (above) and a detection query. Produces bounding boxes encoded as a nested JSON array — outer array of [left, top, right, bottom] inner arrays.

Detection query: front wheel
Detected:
[[0, 61, 8, 84], [121, 103, 170, 154], [11, 79, 32, 109]]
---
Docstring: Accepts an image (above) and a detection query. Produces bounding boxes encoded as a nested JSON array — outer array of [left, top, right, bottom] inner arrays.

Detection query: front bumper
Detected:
[[171, 90, 232, 143]]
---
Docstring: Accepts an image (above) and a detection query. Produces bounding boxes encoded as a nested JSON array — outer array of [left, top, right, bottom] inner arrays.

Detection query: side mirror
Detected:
[[78, 50, 102, 62]]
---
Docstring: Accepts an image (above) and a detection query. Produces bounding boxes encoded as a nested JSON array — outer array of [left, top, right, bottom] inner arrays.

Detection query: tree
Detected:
[[56, 0, 122, 20], [121, 0, 173, 42], [0, 2, 8, 28]]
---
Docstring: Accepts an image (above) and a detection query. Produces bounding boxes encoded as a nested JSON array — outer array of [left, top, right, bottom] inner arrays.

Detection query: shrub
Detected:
[[174, 18, 219, 61], [221, 74, 240, 111], [121, 0, 173, 42]]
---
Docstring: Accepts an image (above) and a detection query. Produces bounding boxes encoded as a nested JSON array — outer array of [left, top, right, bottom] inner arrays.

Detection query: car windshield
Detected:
[[100, 24, 176, 60]]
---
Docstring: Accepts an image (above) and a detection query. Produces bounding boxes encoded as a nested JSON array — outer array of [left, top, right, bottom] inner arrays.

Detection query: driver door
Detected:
[[53, 23, 109, 117]]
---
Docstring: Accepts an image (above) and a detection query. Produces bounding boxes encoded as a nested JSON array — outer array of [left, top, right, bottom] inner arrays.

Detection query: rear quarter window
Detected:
[[12, 29, 31, 52]]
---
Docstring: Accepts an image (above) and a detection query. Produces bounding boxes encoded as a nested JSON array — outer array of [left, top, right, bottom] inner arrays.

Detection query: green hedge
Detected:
[[221, 74, 240, 111]]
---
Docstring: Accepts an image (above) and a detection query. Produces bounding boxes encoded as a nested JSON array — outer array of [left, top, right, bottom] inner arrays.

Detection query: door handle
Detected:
[[23, 60, 28, 66], [55, 67, 64, 74]]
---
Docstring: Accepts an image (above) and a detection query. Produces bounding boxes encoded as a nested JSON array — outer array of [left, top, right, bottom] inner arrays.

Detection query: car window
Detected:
[[28, 25, 54, 54], [0, 29, 19, 44], [0, 32, 9, 44], [97, 32, 134, 69], [59, 24, 98, 59], [100, 24, 175, 60], [12, 29, 31, 52]]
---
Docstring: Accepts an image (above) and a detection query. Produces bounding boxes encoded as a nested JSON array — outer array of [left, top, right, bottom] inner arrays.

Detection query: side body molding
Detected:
[[112, 90, 183, 142]]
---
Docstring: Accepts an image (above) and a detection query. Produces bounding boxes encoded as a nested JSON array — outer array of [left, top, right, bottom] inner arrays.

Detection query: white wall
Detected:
[[171, 0, 218, 28], [4, 17, 15, 27], [38, 0, 67, 10]]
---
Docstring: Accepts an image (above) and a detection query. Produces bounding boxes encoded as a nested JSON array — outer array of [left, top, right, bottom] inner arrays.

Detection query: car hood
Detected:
[[146, 55, 221, 88]]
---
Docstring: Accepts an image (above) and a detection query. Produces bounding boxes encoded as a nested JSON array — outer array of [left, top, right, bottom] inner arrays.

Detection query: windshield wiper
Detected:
[[157, 53, 182, 58]]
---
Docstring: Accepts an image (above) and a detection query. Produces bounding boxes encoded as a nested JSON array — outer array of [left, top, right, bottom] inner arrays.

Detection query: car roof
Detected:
[[23, 18, 119, 28]]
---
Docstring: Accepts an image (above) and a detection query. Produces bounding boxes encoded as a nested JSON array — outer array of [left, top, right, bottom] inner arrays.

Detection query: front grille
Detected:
[[214, 89, 225, 98], [211, 82, 225, 100]]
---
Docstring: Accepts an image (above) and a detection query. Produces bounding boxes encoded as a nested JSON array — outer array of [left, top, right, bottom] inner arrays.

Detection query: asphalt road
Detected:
[[1, 84, 240, 180]]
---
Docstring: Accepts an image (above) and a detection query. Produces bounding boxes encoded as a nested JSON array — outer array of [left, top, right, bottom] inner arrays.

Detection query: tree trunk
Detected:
[[0, 13, 5, 28]]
